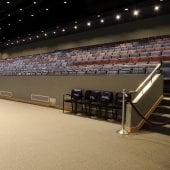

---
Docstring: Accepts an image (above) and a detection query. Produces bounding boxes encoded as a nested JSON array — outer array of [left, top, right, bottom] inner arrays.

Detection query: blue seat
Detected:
[[132, 68, 145, 74]]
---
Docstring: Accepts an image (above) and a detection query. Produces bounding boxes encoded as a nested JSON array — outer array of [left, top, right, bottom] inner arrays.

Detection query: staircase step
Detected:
[[164, 79, 170, 93], [154, 105, 170, 114], [142, 123, 170, 135], [161, 97, 170, 105], [149, 112, 170, 122], [164, 93, 170, 97]]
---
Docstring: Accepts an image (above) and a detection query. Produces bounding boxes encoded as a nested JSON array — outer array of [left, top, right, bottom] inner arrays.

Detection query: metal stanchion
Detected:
[[117, 89, 129, 135]]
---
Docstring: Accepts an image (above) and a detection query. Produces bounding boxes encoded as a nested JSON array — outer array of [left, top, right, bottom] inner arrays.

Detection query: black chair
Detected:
[[98, 91, 114, 119], [88, 90, 101, 117], [63, 89, 83, 113], [114, 91, 128, 120], [76, 90, 92, 115]]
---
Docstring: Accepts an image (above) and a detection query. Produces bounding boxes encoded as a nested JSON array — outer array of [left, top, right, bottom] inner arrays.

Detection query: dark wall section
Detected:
[[1, 14, 170, 58]]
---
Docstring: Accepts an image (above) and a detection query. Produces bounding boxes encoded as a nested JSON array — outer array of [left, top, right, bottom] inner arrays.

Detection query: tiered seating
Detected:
[[0, 35, 169, 76]]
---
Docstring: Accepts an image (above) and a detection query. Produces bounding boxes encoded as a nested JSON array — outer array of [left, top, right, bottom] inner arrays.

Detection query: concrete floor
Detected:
[[0, 99, 169, 170]]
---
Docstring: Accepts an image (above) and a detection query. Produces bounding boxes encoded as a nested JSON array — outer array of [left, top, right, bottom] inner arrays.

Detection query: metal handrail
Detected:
[[129, 63, 161, 94]]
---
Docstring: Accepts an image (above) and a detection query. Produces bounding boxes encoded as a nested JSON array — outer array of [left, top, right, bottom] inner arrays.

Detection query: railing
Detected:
[[129, 63, 161, 103], [117, 63, 161, 135]]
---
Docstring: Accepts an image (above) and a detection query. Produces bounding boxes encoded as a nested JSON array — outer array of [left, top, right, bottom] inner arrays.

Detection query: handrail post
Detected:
[[117, 89, 128, 135]]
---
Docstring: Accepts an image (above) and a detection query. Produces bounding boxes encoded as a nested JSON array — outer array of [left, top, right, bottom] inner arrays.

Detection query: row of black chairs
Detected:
[[63, 89, 124, 120]]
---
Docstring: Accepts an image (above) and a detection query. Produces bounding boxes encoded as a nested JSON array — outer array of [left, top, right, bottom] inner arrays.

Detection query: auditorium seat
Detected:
[[161, 68, 170, 77], [162, 50, 170, 61], [132, 67, 146, 74], [119, 68, 132, 74], [107, 69, 119, 75]]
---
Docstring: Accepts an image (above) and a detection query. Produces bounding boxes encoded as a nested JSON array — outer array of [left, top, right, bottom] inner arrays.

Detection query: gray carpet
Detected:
[[0, 99, 169, 170]]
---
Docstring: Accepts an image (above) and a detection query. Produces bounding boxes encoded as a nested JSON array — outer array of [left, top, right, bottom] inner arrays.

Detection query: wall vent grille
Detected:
[[31, 94, 50, 103], [0, 91, 12, 97]]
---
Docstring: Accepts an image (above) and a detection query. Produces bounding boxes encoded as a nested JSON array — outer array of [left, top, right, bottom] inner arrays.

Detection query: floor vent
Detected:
[[0, 91, 12, 97], [31, 94, 50, 103]]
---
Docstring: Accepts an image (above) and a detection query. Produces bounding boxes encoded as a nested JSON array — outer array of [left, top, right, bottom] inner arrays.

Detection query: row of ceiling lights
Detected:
[[0, 0, 68, 30], [0, 0, 162, 29], [5, 1, 68, 5], [5, 5, 161, 46], [1, 2, 163, 46]]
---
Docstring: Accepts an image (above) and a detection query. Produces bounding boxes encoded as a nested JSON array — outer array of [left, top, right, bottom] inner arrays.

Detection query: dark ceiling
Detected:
[[0, 0, 170, 48]]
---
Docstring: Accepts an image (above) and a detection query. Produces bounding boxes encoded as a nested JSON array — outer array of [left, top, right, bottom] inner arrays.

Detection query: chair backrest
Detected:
[[115, 92, 123, 106], [84, 90, 92, 100], [89, 90, 101, 102], [100, 91, 113, 103], [71, 89, 83, 100]]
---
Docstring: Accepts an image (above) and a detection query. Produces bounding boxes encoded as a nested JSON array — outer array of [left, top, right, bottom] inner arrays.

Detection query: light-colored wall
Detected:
[[1, 14, 170, 59], [0, 75, 146, 107]]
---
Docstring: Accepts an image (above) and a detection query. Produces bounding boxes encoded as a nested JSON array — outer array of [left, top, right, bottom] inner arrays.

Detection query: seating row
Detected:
[[0, 35, 169, 77], [0, 64, 164, 76]]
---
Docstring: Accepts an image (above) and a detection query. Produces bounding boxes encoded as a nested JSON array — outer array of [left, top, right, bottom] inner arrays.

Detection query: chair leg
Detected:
[[75, 102, 77, 114], [104, 107, 108, 120], [63, 98, 65, 113], [71, 102, 73, 113]]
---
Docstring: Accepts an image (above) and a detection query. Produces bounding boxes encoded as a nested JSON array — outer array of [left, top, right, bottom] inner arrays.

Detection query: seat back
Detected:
[[100, 91, 113, 103], [71, 89, 83, 100], [84, 90, 92, 100], [115, 92, 123, 106], [89, 90, 101, 102]]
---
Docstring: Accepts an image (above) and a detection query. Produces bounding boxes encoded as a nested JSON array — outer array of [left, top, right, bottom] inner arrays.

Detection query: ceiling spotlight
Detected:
[[6, 43, 9, 46], [100, 19, 104, 23], [64, 1, 67, 4], [87, 22, 91, 26], [133, 10, 139, 16], [53, 31, 56, 34], [62, 28, 65, 32], [18, 19, 22, 22], [160, 0, 163, 1], [116, 15, 121, 20], [19, 8, 23, 11], [154, 5, 160, 11], [6, 1, 10, 4], [22, 39, 25, 42], [45, 8, 49, 11], [44, 33, 48, 36], [33, 1, 37, 5], [29, 37, 32, 40], [8, 23, 11, 26], [125, 8, 129, 11], [11, 42, 14, 45], [74, 25, 78, 29], [16, 40, 19, 43], [74, 21, 78, 24], [31, 14, 34, 17], [0, 27, 2, 30], [8, 14, 11, 17], [41, 30, 44, 33], [57, 26, 60, 29], [36, 35, 39, 38], [97, 14, 101, 18]]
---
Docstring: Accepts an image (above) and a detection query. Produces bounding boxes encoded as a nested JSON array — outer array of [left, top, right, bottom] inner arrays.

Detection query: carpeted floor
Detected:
[[0, 99, 169, 170]]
